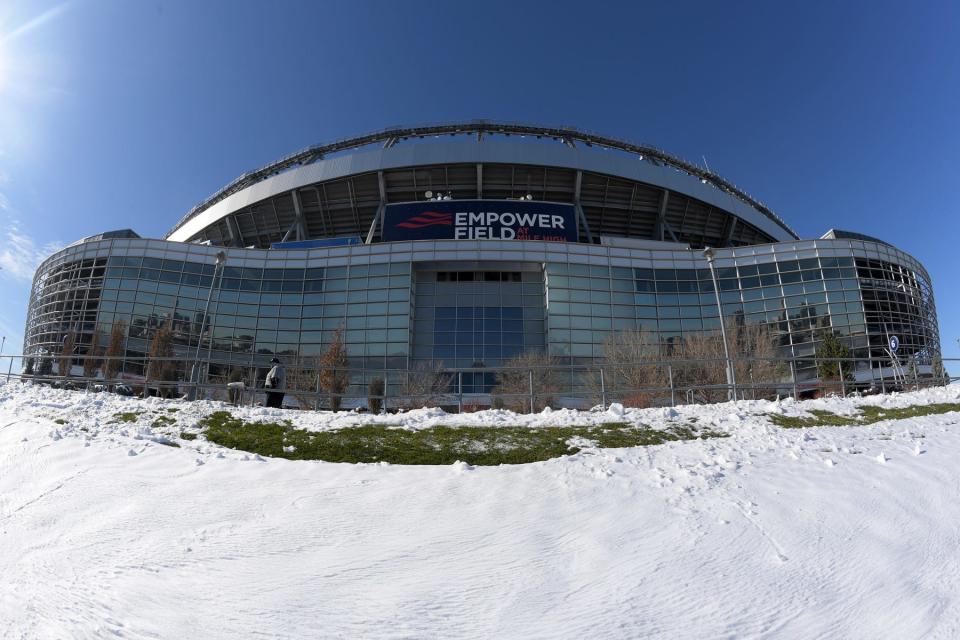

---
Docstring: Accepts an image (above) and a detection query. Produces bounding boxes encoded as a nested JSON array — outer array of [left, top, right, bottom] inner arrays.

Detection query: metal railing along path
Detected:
[[2, 353, 956, 414]]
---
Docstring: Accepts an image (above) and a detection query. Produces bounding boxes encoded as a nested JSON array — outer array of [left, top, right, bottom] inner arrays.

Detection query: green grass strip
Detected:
[[197, 410, 724, 465], [769, 402, 960, 429]]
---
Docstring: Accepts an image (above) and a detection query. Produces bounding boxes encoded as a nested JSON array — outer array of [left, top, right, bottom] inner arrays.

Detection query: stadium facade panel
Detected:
[[24, 124, 941, 404]]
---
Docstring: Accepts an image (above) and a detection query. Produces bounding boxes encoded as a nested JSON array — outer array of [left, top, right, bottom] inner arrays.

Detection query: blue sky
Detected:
[[0, 0, 957, 368]]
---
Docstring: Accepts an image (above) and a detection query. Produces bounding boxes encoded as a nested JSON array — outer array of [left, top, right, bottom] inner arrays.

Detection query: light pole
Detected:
[[188, 250, 226, 400], [703, 247, 737, 401]]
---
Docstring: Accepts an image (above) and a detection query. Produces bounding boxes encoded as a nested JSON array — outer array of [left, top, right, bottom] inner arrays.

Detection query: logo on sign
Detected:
[[396, 211, 454, 229], [889, 335, 899, 352]]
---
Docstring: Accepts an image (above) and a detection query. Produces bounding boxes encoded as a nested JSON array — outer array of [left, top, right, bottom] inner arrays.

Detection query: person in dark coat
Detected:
[[264, 358, 286, 408]]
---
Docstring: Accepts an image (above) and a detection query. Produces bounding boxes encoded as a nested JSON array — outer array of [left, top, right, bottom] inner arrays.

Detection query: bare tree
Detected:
[[732, 322, 786, 399], [103, 320, 127, 380], [600, 322, 784, 406], [59, 330, 76, 377], [398, 361, 452, 409], [670, 330, 729, 404], [146, 322, 178, 397], [491, 350, 561, 413], [597, 329, 669, 407], [82, 327, 103, 379], [286, 353, 321, 409], [319, 327, 349, 411], [671, 321, 784, 403]]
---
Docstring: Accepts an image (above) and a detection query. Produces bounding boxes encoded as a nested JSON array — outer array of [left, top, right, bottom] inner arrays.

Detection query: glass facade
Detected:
[[411, 268, 546, 393], [25, 236, 941, 403], [544, 256, 871, 381]]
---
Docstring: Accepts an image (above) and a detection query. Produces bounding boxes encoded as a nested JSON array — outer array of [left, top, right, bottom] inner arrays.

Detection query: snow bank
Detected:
[[2, 380, 960, 638]]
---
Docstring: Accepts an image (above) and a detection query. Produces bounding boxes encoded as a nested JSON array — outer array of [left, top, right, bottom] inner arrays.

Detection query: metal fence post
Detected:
[[529, 369, 535, 414], [314, 371, 321, 411], [600, 368, 607, 411], [838, 360, 845, 396], [458, 371, 463, 414], [790, 359, 798, 401], [668, 364, 675, 407], [6, 357, 13, 382]]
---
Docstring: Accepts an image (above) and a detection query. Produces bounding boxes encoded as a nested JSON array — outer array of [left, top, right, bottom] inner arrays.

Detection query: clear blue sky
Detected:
[[1, 0, 958, 368]]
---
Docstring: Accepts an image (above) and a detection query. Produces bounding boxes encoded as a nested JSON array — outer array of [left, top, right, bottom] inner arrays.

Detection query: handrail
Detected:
[[3, 352, 954, 412]]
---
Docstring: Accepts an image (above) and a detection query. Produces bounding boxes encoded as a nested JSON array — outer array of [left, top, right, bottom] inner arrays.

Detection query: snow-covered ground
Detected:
[[2, 380, 960, 639]]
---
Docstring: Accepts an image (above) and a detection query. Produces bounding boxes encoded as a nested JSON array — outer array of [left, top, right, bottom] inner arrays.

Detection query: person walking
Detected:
[[264, 357, 286, 408]]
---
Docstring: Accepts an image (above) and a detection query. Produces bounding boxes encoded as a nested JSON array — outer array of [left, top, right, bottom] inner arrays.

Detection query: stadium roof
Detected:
[[168, 121, 799, 241]]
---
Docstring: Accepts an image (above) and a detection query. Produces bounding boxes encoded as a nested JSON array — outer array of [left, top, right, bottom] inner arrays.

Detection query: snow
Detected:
[[2, 380, 960, 638]]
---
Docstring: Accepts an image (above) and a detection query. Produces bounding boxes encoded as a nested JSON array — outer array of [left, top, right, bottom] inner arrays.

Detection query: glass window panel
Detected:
[[777, 260, 799, 272], [719, 279, 739, 291], [325, 279, 347, 291], [301, 318, 322, 330], [659, 319, 681, 331], [388, 288, 409, 302]]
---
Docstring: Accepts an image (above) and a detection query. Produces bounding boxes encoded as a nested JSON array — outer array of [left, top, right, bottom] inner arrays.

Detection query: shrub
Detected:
[[319, 327, 349, 411], [368, 377, 385, 413], [491, 351, 560, 413]]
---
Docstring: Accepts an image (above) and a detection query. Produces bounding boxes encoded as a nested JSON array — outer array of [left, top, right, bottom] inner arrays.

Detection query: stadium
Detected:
[[24, 122, 943, 406]]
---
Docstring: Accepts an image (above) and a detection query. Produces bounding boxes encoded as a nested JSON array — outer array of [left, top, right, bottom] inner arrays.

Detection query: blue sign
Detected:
[[382, 200, 577, 243], [889, 335, 899, 352], [271, 236, 362, 250]]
